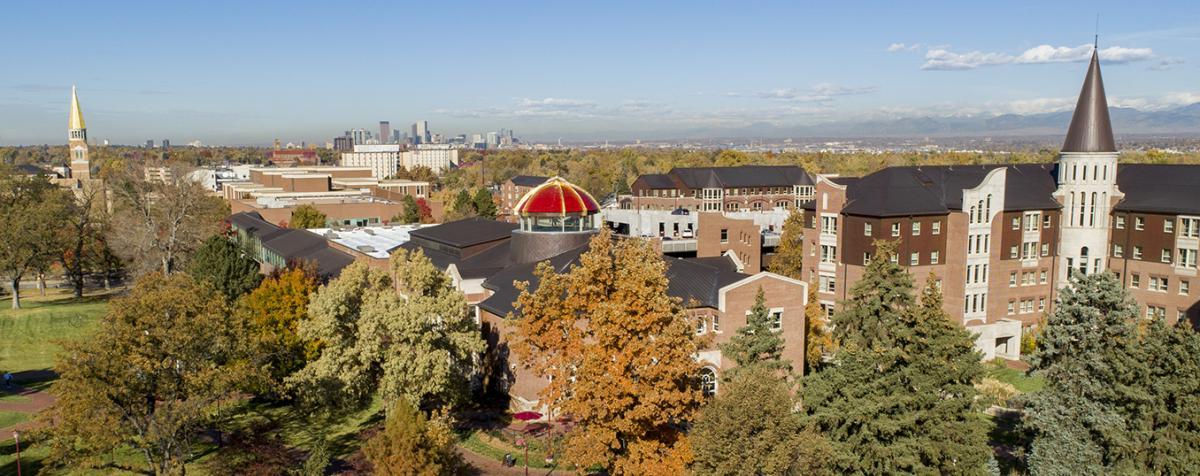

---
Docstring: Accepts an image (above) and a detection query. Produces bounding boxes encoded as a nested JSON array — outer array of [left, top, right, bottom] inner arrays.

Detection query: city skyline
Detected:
[[2, 0, 1199, 145]]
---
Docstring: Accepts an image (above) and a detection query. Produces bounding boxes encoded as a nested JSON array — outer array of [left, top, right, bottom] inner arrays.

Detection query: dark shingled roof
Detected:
[[14, 164, 51, 176], [638, 174, 676, 189], [408, 217, 517, 248], [510, 175, 550, 187], [303, 247, 355, 278], [262, 229, 329, 259], [1062, 50, 1116, 153], [477, 246, 748, 317], [667, 166, 814, 189], [1115, 164, 1200, 215], [843, 164, 1059, 217], [229, 211, 290, 242]]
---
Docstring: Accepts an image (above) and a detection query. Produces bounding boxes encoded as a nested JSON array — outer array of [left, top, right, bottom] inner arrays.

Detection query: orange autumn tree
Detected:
[[512, 228, 704, 475]]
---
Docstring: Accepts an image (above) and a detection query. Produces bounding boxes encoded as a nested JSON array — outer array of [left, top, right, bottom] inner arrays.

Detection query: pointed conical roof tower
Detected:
[[1061, 49, 1115, 152], [69, 86, 86, 131]]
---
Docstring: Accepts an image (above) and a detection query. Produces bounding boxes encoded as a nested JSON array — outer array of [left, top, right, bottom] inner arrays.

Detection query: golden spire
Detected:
[[69, 85, 86, 130]]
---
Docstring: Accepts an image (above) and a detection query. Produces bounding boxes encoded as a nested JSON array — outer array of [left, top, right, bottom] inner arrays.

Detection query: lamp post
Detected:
[[13, 431, 21, 476]]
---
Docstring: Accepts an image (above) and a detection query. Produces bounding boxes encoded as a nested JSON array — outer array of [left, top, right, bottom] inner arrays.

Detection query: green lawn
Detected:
[[0, 411, 26, 429], [986, 361, 1044, 394], [0, 290, 111, 377]]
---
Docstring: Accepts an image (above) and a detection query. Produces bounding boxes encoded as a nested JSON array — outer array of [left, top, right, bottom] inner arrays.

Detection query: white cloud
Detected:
[[921, 44, 1154, 70], [886, 42, 921, 52]]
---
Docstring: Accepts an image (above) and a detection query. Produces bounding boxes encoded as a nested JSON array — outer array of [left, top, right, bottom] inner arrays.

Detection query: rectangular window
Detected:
[[1043, 215, 1052, 228], [1007, 301, 1015, 315], [1011, 217, 1020, 230], [1181, 218, 1200, 238], [1135, 216, 1145, 230], [1009, 272, 1017, 287], [910, 252, 920, 266], [1133, 246, 1143, 260], [864, 223, 873, 236], [1115, 215, 1126, 229], [1010, 246, 1018, 259], [1038, 297, 1046, 312], [932, 221, 941, 235], [912, 222, 921, 236], [819, 275, 837, 293], [1162, 249, 1173, 263], [712, 314, 720, 332], [770, 310, 783, 331], [1180, 249, 1198, 268], [821, 216, 838, 234], [1113, 244, 1124, 258], [820, 245, 837, 264], [891, 223, 900, 237], [1040, 270, 1048, 284], [863, 252, 873, 265], [1182, 280, 1191, 296], [1024, 213, 1040, 232], [930, 251, 939, 265], [1041, 243, 1049, 257], [695, 317, 707, 335], [1132, 273, 1141, 288], [1165, 220, 1175, 233], [720, 228, 728, 243]]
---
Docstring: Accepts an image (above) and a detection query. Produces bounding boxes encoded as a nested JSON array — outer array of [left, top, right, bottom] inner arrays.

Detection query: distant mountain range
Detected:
[[656, 103, 1200, 141]]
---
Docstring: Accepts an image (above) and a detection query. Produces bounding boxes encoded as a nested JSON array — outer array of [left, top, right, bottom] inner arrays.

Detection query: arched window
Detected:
[[1093, 165, 1099, 182], [1079, 247, 1089, 275], [985, 194, 992, 218], [698, 367, 718, 397], [969, 206, 977, 224]]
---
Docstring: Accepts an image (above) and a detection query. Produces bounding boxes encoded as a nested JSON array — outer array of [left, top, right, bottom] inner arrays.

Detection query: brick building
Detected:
[[401, 177, 809, 410], [223, 166, 429, 227]]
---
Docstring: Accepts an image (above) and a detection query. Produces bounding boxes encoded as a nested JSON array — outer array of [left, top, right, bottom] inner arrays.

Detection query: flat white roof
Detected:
[[307, 225, 425, 259]]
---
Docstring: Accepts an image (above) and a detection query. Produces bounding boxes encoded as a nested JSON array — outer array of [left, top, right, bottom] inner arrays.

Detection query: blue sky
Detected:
[[2, 0, 1198, 145]]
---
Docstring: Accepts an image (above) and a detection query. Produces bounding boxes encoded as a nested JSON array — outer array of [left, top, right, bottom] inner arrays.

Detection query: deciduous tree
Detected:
[[363, 400, 462, 476], [289, 251, 483, 412], [691, 365, 833, 475], [289, 204, 327, 229], [188, 234, 262, 302], [803, 281, 834, 373], [768, 209, 804, 280], [108, 162, 227, 275], [41, 273, 259, 474], [512, 228, 703, 474], [239, 266, 319, 388], [0, 173, 72, 308], [61, 180, 105, 298]]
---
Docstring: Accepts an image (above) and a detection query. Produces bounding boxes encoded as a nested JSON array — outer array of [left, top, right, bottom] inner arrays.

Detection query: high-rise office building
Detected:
[[350, 129, 370, 146], [412, 121, 430, 144], [379, 121, 391, 144], [145, 139, 155, 148], [161, 139, 170, 149]]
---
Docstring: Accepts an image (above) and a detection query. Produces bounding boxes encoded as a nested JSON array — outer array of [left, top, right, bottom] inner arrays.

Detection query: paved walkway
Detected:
[[0, 372, 58, 435], [457, 445, 558, 476]]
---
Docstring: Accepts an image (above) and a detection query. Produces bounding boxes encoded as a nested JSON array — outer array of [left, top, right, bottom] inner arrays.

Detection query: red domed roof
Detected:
[[516, 177, 600, 215]]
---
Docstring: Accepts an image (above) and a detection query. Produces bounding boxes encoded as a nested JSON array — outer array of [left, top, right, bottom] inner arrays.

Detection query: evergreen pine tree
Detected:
[[1024, 272, 1200, 474], [804, 273, 990, 475], [451, 189, 474, 218], [188, 234, 262, 302], [472, 188, 498, 219], [832, 239, 914, 351], [720, 287, 791, 376]]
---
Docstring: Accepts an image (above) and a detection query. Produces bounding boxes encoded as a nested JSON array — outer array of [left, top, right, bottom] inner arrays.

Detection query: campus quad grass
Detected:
[[985, 360, 1045, 394], [0, 290, 111, 377]]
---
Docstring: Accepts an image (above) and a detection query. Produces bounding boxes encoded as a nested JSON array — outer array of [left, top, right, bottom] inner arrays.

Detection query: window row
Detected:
[[1127, 274, 1190, 295], [1116, 216, 1200, 238], [1009, 242, 1049, 259], [1011, 212, 1051, 231], [965, 293, 987, 314], [1008, 269, 1049, 287], [863, 220, 942, 237], [1007, 297, 1047, 315]]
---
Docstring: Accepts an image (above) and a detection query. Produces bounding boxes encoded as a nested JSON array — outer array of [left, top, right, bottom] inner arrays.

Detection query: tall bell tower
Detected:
[[1054, 47, 1121, 283], [68, 86, 90, 180]]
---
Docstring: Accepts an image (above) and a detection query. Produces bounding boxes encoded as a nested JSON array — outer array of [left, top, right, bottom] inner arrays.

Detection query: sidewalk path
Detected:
[[0, 373, 58, 435]]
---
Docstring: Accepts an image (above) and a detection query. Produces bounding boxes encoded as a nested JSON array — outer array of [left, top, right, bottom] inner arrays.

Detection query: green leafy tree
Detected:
[[41, 273, 260, 474], [363, 400, 462, 476], [188, 234, 262, 302], [288, 250, 484, 412], [289, 204, 327, 229], [61, 180, 105, 298], [803, 281, 835, 373], [450, 189, 474, 219], [804, 272, 990, 475], [1024, 272, 1200, 475], [768, 209, 804, 280], [691, 365, 833, 475], [832, 239, 914, 350], [394, 194, 421, 224], [720, 288, 791, 376], [472, 188, 497, 219], [0, 173, 72, 308]]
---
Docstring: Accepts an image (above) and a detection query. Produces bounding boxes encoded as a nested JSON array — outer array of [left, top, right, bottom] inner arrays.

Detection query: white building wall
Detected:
[[1054, 152, 1121, 283]]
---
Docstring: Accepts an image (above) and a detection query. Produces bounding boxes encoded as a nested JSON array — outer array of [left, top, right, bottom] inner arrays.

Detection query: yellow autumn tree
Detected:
[[769, 208, 805, 280], [803, 281, 836, 373], [512, 228, 704, 475]]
